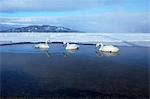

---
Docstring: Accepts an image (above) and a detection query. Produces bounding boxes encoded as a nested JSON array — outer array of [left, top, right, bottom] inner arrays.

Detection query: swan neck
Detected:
[[63, 42, 66, 45], [45, 39, 49, 45], [99, 43, 103, 50]]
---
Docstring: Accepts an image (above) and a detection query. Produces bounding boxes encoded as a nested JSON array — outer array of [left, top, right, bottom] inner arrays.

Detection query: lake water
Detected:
[[0, 44, 149, 98]]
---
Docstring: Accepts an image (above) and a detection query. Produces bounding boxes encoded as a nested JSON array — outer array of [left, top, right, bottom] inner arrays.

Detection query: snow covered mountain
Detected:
[[0, 24, 23, 31], [0, 25, 79, 32]]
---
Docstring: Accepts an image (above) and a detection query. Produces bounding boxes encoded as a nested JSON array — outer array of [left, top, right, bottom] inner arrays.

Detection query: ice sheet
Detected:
[[0, 33, 149, 47]]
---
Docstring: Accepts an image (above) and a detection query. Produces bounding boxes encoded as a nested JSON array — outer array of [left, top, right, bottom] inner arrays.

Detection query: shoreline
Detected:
[[0, 41, 150, 48], [0, 33, 150, 47]]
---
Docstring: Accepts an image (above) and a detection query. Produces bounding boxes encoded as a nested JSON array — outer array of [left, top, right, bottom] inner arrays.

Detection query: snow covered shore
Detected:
[[0, 33, 149, 47]]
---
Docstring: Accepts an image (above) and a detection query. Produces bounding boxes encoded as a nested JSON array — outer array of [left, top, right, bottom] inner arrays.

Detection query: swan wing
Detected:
[[35, 43, 49, 49], [70, 44, 79, 48], [102, 46, 119, 52], [66, 44, 79, 50]]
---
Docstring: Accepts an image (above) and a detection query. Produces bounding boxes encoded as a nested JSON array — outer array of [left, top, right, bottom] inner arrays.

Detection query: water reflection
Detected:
[[64, 49, 78, 58], [35, 48, 51, 57], [1, 44, 149, 98], [35, 47, 78, 58], [96, 51, 118, 57]]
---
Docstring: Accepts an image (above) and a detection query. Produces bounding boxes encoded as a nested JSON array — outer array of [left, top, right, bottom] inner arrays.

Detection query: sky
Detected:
[[0, 0, 149, 32]]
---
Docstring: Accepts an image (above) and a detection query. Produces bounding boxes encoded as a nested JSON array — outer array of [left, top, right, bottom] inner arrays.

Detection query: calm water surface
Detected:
[[0, 44, 149, 98]]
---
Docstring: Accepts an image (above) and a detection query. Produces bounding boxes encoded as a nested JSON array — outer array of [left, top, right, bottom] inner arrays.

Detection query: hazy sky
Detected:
[[0, 0, 149, 32]]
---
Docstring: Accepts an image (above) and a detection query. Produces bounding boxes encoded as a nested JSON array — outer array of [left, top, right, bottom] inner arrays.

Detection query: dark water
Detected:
[[0, 44, 149, 98]]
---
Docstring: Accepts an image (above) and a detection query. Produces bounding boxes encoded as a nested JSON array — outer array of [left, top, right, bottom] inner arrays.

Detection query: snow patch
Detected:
[[0, 33, 149, 47]]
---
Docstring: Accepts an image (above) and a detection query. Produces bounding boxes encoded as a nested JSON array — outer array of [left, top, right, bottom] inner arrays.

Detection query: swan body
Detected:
[[99, 43, 119, 52], [35, 39, 50, 49], [65, 43, 79, 50], [35, 44, 49, 49]]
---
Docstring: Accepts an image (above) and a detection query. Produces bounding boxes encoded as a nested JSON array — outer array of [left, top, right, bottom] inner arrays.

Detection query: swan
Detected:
[[35, 39, 50, 49], [98, 43, 119, 52], [65, 43, 79, 50]]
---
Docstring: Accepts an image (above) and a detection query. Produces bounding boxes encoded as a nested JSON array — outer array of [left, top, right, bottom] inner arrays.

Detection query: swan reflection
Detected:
[[35, 48, 51, 57], [64, 49, 78, 58], [96, 51, 118, 57]]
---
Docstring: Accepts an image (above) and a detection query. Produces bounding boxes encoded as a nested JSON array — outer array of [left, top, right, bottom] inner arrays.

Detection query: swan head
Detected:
[[96, 42, 103, 48], [63, 42, 67, 45], [99, 43, 104, 51], [66, 42, 69, 45], [63, 42, 69, 45], [45, 39, 50, 44]]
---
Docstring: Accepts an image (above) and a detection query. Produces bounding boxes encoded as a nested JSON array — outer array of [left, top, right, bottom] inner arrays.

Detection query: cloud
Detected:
[[0, 12, 149, 33], [0, 0, 123, 12], [0, 0, 148, 33]]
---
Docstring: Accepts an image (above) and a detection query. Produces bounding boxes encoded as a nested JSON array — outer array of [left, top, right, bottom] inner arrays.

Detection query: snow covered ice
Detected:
[[0, 33, 149, 47]]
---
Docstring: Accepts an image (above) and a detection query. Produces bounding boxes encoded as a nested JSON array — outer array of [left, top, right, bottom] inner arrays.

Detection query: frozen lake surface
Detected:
[[0, 33, 150, 47]]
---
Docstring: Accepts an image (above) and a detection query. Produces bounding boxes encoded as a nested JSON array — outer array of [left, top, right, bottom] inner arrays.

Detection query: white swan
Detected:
[[35, 39, 50, 49], [65, 43, 79, 50], [98, 43, 119, 52]]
